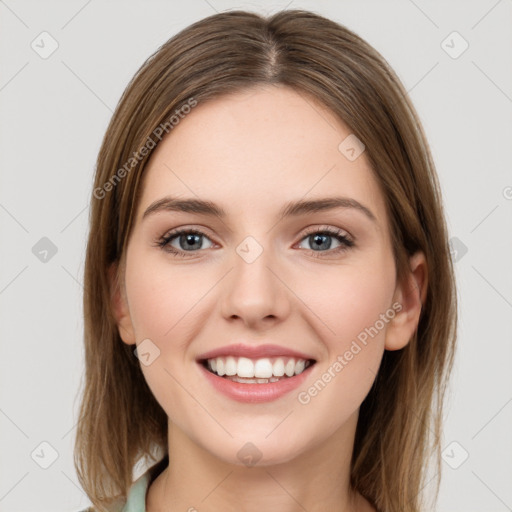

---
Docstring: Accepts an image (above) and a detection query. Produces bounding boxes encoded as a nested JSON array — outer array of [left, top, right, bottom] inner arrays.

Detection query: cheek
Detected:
[[124, 250, 210, 425], [292, 257, 396, 349], [124, 250, 208, 343], [291, 260, 394, 417]]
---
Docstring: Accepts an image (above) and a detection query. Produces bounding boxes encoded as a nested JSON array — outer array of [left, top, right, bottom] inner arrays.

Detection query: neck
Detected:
[[146, 410, 375, 512]]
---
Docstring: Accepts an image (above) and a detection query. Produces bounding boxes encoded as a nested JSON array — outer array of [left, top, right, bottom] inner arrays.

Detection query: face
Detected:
[[112, 85, 425, 467]]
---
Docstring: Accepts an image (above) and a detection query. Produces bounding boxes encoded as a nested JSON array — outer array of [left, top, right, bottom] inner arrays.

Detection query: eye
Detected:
[[155, 226, 354, 258], [296, 226, 354, 258], [155, 228, 214, 257]]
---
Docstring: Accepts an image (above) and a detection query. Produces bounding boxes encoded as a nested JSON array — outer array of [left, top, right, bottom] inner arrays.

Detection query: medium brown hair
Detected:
[[74, 9, 457, 512]]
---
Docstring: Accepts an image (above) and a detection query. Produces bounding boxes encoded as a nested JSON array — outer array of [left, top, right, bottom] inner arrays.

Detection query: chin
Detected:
[[203, 434, 311, 468]]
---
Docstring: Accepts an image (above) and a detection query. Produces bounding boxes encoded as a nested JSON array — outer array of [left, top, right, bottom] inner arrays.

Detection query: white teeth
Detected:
[[295, 360, 305, 374], [272, 358, 285, 376], [285, 359, 295, 377], [237, 357, 255, 378], [254, 359, 273, 378], [224, 356, 237, 376], [226, 376, 283, 384], [216, 358, 225, 376], [206, 356, 312, 380]]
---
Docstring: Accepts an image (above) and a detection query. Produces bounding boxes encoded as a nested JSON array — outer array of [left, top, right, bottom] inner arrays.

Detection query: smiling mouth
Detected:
[[200, 356, 316, 384]]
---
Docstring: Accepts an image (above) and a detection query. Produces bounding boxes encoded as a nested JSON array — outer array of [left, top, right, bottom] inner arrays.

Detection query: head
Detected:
[[75, 9, 457, 512]]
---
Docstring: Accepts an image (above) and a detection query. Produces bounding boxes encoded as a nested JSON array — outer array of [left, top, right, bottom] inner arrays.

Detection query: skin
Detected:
[[111, 84, 427, 512]]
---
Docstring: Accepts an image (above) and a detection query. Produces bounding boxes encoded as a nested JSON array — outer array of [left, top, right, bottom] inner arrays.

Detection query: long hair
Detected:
[[74, 9, 457, 511]]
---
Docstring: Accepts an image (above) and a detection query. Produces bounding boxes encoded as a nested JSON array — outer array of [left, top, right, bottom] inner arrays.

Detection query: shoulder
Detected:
[[72, 456, 168, 512]]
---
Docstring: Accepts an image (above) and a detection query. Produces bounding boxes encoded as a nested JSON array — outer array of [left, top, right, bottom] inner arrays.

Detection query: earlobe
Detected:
[[384, 251, 428, 351], [108, 262, 136, 346]]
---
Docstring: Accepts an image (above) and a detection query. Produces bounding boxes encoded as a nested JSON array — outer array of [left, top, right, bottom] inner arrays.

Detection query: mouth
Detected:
[[199, 356, 317, 384]]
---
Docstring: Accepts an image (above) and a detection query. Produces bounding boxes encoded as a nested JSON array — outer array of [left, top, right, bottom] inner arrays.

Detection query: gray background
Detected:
[[1, 0, 511, 510]]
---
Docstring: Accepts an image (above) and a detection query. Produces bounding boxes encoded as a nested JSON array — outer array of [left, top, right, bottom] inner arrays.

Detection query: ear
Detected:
[[384, 251, 428, 351], [108, 262, 136, 345]]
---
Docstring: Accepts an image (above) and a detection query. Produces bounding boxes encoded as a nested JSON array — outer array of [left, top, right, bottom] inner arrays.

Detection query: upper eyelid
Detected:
[[301, 225, 351, 238]]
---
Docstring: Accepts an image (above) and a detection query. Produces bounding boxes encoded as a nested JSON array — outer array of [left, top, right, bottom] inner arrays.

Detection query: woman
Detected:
[[75, 9, 457, 512]]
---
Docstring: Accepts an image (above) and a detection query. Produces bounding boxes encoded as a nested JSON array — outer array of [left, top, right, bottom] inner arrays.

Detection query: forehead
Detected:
[[136, 85, 387, 227]]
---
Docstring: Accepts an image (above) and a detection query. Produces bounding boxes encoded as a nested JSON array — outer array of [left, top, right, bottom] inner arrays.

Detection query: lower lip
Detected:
[[198, 362, 315, 403]]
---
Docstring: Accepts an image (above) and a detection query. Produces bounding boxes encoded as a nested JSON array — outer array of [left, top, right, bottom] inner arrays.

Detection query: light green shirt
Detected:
[[78, 456, 168, 512], [121, 470, 151, 512]]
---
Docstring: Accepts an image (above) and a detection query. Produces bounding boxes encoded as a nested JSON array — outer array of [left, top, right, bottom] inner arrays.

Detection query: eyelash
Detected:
[[154, 226, 355, 259]]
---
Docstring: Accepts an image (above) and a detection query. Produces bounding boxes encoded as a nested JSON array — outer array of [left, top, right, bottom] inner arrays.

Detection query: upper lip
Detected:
[[197, 343, 316, 361]]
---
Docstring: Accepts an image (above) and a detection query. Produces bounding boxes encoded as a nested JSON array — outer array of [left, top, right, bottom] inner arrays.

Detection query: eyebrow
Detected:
[[142, 195, 377, 223]]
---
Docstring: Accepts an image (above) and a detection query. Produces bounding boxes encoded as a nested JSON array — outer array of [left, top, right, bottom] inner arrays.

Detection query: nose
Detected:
[[220, 240, 291, 330]]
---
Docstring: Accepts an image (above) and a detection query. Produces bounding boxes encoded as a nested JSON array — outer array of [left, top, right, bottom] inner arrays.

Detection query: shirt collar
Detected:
[[122, 455, 169, 512]]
